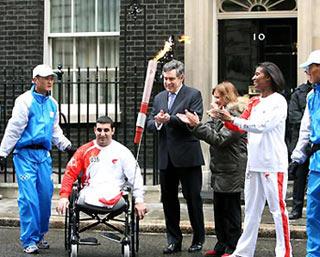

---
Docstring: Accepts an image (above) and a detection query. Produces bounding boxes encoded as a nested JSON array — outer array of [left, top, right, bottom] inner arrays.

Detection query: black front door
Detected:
[[218, 18, 297, 97]]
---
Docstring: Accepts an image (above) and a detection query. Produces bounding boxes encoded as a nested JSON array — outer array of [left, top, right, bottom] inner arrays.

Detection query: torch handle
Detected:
[[134, 60, 157, 145]]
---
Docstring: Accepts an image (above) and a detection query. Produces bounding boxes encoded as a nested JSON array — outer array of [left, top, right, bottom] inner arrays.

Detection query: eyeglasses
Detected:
[[96, 128, 110, 133]]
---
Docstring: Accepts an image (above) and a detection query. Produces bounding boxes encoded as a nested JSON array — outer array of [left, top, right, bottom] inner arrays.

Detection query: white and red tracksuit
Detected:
[[60, 139, 144, 205], [225, 93, 292, 257]]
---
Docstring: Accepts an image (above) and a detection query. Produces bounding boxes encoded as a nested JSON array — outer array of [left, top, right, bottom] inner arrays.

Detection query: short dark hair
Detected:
[[257, 62, 285, 93], [163, 59, 184, 77], [96, 116, 114, 129]]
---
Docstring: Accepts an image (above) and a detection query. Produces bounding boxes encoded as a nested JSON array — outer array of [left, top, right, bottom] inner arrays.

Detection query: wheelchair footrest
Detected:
[[79, 237, 100, 246], [100, 232, 121, 243]]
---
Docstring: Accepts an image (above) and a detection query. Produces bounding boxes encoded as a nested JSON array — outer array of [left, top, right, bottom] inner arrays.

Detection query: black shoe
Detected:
[[188, 242, 203, 252], [289, 211, 302, 220], [163, 242, 182, 254]]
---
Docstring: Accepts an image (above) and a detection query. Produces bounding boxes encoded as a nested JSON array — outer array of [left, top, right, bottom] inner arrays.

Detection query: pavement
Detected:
[[0, 181, 307, 239]]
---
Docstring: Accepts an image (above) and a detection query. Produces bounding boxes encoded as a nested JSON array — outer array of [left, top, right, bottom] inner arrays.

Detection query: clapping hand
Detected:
[[176, 110, 199, 127], [176, 113, 189, 124], [155, 109, 170, 125], [210, 107, 233, 122]]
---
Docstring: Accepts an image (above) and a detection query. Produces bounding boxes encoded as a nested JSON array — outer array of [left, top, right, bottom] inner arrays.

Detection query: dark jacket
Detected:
[[146, 85, 205, 169], [287, 82, 313, 155], [191, 101, 247, 192]]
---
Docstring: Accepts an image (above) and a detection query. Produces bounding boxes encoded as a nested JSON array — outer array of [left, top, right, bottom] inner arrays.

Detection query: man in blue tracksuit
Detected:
[[291, 50, 320, 257], [0, 64, 73, 254]]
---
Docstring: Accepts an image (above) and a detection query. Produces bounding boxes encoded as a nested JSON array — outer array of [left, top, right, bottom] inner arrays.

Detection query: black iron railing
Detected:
[[0, 66, 159, 185]]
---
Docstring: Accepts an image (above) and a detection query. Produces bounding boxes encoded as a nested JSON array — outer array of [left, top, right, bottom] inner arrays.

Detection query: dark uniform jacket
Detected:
[[287, 82, 313, 155]]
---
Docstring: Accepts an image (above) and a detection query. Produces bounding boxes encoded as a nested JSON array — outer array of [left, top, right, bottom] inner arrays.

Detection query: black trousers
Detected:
[[160, 160, 205, 245], [292, 159, 309, 214], [213, 191, 242, 255]]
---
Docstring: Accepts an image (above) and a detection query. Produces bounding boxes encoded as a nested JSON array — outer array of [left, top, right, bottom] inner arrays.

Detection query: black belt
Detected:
[[311, 143, 320, 155], [22, 144, 46, 150], [306, 142, 320, 157]]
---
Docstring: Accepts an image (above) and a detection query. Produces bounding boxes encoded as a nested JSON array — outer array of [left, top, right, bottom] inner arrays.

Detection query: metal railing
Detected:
[[0, 66, 159, 185]]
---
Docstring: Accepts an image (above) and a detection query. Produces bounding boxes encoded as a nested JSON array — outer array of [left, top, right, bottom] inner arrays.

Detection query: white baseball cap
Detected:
[[32, 64, 56, 78], [300, 50, 320, 69]]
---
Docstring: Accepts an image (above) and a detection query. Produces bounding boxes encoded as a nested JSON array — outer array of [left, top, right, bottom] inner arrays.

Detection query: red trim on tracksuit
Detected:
[[99, 192, 123, 206], [277, 172, 291, 257], [224, 96, 260, 133], [60, 141, 101, 198]]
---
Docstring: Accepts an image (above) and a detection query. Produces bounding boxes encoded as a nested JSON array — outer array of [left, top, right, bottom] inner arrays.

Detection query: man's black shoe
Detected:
[[163, 242, 182, 254], [188, 242, 203, 252], [289, 211, 302, 220]]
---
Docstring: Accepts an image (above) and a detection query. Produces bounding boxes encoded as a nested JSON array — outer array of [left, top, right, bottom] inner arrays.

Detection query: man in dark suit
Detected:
[[147, 59, 205, 254]]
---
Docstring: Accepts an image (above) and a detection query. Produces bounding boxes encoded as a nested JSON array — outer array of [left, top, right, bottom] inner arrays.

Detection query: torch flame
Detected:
[[152, 35, 191, 61], [153, 41, 173, 61], [178, 35, 190, 44]]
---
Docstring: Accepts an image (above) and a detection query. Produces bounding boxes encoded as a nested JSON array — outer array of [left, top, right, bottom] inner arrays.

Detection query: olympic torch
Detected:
[[133, 38, 174, 145], [133, 59, 158, 144]]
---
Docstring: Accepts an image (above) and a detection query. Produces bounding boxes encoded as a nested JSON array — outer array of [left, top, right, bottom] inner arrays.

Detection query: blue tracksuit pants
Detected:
[[306, 170, 320, 257], [13, 149, 53, 248]]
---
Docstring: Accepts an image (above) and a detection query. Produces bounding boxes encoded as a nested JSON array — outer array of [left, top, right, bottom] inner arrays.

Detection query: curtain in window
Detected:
[[76, 38, 97, 67], [75, 0, 95, 32], [51, 0, 120, 33], [98, 0, 120, 32], [52, 38, 73, 68], [51, 0, 71, 33], [99, 37, 119, 67]]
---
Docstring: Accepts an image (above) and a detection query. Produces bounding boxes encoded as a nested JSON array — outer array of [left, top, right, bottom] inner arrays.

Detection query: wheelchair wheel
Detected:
[[122, 243, 130, 257], [67, 188, 79, 257], [135, 216, 139, 252], [64, 209, 70, 251], [70, 243, 78, 257], [69, 221, 79, 257], [130, 209, 139, 256]]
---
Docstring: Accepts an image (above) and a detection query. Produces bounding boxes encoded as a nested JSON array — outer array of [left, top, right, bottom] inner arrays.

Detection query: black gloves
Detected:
[[66, 145, 77, 160], [288, 161, 299, 179], [0, 156, 6, 171]]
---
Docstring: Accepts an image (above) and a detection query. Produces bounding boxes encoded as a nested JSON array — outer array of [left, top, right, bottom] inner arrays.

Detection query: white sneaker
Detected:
[[23, 245, 39, 254]]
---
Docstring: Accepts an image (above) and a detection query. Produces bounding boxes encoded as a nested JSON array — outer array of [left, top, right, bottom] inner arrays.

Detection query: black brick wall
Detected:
[[0, 0, 44, 71], [0, 0, 44, 132]]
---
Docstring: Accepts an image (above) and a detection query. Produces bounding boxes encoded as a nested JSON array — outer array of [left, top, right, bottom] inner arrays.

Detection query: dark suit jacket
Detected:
[[147, 84, 205, 170]]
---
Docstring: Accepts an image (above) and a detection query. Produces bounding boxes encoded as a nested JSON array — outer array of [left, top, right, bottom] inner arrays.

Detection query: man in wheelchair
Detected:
[[56, 116, 147, 256], [57, 115, 146, 218]]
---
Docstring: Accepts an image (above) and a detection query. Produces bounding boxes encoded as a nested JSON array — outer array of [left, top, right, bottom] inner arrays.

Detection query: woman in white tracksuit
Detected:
[[217, 62, 292, 257]]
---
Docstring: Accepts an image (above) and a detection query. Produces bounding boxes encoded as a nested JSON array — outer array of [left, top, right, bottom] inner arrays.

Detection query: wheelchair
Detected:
[[64, 178, 139, 257]]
